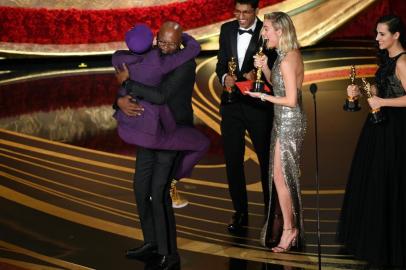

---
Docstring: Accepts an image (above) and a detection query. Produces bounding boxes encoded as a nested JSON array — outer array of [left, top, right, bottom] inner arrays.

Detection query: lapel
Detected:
[[241, 19, 263, 72], [229, 23, 238, 67]]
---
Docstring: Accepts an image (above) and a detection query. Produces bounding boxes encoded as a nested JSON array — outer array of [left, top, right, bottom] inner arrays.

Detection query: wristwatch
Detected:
[[121, 79, 131, 89]]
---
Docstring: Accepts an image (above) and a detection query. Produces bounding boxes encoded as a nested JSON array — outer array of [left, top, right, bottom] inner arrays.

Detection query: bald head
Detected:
[[157, 21, 183, 54], [159, 21, 182, 37]]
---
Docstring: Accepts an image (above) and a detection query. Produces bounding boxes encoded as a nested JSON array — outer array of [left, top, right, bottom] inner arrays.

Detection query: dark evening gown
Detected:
[[338, 52, 406, 268]]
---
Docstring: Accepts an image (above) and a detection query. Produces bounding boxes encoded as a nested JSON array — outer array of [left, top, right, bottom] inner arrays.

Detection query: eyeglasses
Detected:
[[157, 39, 179, 48], [233, 9, 255, 17]]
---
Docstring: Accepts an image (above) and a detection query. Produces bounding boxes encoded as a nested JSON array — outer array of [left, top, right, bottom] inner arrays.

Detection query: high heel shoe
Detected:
[[271, 227, 298, 253]]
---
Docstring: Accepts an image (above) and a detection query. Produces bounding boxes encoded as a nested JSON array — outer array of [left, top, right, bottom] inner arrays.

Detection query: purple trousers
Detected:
[[115, 105, 210, 179]]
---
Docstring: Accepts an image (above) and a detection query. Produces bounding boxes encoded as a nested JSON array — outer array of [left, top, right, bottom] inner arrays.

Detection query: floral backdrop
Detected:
[[1, 0, 406, 46], [0, 0, 281, 44]]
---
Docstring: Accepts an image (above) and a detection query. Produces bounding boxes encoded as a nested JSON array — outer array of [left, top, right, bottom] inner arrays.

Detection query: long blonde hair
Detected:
[[264, 12, 300, 52]]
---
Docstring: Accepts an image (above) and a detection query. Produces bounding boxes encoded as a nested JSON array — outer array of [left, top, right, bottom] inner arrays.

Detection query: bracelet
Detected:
[[260, 93, 267, 101]]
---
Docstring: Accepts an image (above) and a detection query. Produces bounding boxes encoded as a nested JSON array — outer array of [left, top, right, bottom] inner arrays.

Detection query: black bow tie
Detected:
[[238, 29, 254, 35]]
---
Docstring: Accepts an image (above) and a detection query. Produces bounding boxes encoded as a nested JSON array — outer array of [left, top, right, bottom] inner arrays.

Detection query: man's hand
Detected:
[[117, 95, 144, 116], [243, 70, 256, 81], [115, 63, 130, 85], [224, 74, 237, 90]]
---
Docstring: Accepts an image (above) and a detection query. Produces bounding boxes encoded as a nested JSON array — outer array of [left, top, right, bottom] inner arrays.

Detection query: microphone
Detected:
[[309, 82, 321, 270], [310, 83, 318, 95]]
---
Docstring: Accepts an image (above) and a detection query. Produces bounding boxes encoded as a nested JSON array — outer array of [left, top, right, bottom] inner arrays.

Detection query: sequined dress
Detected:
[[260, 50, 307, 247], [338, 52, 406, 268]]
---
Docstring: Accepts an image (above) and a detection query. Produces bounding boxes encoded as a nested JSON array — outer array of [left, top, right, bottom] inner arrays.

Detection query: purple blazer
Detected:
[[112, 33, 200, 140]]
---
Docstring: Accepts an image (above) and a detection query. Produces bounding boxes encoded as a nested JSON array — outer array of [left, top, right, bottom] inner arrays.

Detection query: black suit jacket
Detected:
[[216, 19, 263, 82], [216, 19, 274, 111], [121, 59, 196, 126]]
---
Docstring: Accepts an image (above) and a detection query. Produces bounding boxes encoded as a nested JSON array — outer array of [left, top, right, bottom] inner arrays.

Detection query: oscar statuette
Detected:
[[361, 78, 384, 124], [223, 56, 237, 104], [251, 45, 265, 92], [343, 65, 361, 111]]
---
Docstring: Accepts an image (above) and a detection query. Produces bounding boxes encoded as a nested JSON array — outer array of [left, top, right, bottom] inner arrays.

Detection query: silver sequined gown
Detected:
[[260, 50, 307, 246]]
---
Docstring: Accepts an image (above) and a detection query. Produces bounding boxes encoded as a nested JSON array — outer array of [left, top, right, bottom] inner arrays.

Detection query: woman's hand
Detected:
[[370, 84, 378, 96], [245, 91, 262, 99], [367, 95, 384, 110], [347, 84, 360, 97], [245, 91, 269, 102], [253, 54, 268, 70]]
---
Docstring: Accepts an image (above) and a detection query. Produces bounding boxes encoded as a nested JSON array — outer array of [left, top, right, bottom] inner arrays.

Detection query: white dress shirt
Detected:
[[237, 18, 257, 70]]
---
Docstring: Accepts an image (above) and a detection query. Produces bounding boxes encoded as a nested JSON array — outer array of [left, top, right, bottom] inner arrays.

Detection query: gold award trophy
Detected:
[[361, 78, 384, 124], [251, 46, 265, 92], [224, 56, 237, 103], [343, 65, 361, 111], [227, 57, 237, 87]]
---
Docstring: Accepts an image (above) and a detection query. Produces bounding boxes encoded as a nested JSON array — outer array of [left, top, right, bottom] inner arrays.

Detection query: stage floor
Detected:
[[0, 41, 378, 270]]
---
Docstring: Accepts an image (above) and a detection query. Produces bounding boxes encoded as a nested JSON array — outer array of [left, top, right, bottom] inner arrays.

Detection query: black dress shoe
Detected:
[[145, 253, 180, 270], [227, 212, 248, 235], [125, 242, 157, 260]]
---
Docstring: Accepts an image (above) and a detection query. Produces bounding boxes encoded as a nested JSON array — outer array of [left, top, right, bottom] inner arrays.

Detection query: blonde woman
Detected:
[[246, 11, 306, 253]]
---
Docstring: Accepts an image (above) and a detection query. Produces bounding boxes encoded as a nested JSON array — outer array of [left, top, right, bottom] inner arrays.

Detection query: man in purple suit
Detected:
[[112, 24, 209, 183], [114, 21, 205, 270]]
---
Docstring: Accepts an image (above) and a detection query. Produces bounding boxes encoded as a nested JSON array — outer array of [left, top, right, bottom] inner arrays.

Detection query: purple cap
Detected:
[[125, 24, 153, 54]]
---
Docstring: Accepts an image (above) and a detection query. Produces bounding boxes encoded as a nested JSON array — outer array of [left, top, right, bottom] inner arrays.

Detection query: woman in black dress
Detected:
[[338, 15, 406, 269]]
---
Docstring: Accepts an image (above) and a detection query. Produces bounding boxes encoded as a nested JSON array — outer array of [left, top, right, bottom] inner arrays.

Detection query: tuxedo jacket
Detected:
[[216, 19, 276, 111]]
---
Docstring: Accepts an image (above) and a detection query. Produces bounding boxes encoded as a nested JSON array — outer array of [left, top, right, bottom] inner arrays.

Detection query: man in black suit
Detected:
[[216, 0, 274, 234], [115, 21, 196, 270]]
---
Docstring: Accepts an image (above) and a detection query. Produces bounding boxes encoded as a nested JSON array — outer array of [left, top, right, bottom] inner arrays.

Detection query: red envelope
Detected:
[[236, 80, 271, 95]]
